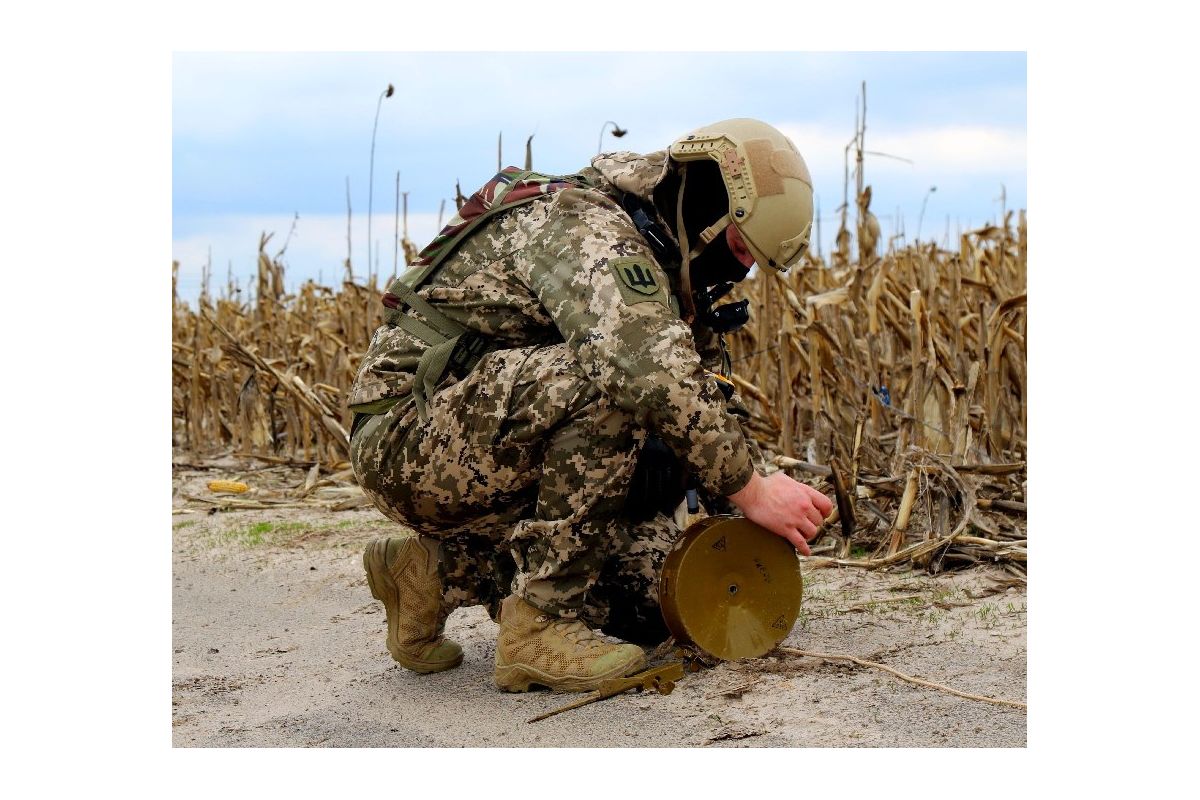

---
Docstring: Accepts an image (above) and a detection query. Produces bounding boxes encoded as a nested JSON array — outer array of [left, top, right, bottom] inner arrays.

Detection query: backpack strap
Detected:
[[383, 280, 465, 342], [374, 167, 594, 421]]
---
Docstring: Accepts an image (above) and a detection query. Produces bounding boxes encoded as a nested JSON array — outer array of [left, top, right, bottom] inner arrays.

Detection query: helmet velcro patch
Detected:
[[744, 138, 785, 197], [770, 148, 810, 183]]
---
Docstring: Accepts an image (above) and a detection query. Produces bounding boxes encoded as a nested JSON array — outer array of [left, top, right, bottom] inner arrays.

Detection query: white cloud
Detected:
[[874, 126, 1026, 173], [778, 122, 1026, 178], [173, 116, 1027, 304]]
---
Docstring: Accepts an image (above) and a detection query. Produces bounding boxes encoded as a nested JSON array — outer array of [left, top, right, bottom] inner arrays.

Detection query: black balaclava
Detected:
[[688, 225, 751, 287], [654, 159, 750, 291]]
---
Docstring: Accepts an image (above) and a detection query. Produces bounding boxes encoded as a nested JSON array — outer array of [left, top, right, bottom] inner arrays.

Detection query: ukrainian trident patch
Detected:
[[609, 256, 669, 307]]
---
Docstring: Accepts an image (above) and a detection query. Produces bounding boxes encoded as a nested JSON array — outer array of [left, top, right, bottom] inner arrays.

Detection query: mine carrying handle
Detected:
[[527, 662, 685, 723], [596, 662, 685, 698]]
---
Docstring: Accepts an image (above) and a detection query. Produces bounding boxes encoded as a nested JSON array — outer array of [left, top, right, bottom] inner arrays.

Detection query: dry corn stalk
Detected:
[[729, 213, 1026, 573], [172, 206, 1027, 574], [173, 236, 381, 468]]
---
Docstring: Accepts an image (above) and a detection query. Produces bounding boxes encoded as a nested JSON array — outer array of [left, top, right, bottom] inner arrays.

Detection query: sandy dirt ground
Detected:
[[172, 463, 1026, 748]]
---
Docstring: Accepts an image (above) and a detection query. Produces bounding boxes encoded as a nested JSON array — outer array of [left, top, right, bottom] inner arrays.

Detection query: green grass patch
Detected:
[[173, 520, 198, 531], [974, 603, 1000, 629], [225, 521, 310, 547], [216, 518, 390, 549], [201, 516, 406, 551]]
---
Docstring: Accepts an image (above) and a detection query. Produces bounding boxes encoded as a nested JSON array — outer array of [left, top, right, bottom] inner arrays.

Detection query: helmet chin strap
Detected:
[[674, 163, 732, 324]]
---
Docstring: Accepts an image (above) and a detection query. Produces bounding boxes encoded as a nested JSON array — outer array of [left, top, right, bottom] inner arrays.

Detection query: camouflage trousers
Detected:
[[351, 342, 677, 643]]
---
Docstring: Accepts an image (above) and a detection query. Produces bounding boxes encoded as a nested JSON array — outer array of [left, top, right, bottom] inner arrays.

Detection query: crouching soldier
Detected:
[[348, 118, 833, 692]]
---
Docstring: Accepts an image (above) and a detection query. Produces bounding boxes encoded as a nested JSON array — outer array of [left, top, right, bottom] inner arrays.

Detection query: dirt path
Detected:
[[172, 477, 1026, 747]]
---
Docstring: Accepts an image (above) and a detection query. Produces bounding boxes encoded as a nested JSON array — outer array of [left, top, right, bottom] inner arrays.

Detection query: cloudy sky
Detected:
[[173, 52, 1025, 302], [16, 0, 1200, 781]]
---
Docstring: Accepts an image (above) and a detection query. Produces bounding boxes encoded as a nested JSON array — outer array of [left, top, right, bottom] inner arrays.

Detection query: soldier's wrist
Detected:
[[725, 468, 762, 508]]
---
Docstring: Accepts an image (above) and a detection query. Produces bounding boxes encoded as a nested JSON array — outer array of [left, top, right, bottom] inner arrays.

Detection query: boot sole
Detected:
[[363, 537, 463, 674], [494, 650, 646, 693]]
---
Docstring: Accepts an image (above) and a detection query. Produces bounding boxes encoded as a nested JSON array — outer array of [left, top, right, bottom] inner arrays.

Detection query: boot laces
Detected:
[[550, 618, 605, 651]]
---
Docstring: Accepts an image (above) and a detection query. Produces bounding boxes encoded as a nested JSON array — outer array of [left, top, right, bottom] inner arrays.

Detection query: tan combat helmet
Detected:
[[669, 118, 814, 273]]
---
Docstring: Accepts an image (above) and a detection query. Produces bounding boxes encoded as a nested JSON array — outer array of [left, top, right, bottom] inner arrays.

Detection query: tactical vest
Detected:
[[371, 167, 593, 423]]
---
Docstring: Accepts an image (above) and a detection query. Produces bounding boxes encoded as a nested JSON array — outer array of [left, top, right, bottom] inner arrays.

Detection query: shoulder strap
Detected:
[[381, 167, 593, 332], [373, 168, 594, 423], [383, 281, 464, 342]]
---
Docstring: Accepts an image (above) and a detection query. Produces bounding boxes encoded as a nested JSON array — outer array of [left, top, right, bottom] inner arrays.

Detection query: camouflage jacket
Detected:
[[348, 150, 760, 497]]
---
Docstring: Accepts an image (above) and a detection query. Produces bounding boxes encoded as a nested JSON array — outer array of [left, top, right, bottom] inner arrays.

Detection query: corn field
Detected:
[[172, 211, 1026, 577], [727, 213, 1026, 576], [171, 234, 385, 469]]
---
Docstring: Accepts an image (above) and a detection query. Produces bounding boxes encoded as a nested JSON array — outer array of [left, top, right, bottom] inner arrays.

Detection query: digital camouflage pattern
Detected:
[[402, 166, 590, 274], [352, 342, 676, 635], [350, 150, 761, 630]]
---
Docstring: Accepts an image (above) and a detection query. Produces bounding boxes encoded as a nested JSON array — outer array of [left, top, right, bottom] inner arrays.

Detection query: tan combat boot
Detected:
[[494, 595, 645, 692], [362, 534, 463, 673]]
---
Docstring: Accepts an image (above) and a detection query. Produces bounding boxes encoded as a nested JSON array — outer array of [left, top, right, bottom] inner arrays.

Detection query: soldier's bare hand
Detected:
[[726, 471, 835, 556]]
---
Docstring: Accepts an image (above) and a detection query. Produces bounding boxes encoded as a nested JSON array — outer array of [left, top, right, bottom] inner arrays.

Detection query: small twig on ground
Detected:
[[705, 676, 760, 699], [951, 462, 1025, 475], [977, 498, 1027, 515], [180, 494, 314, 511], [232, 453, 323, 468], [777, 646, 1026, 709], [330, 495, 373, 511]]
